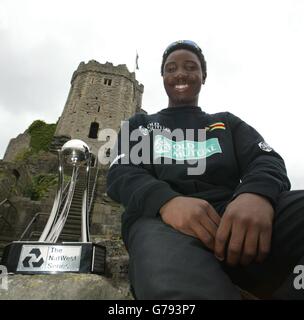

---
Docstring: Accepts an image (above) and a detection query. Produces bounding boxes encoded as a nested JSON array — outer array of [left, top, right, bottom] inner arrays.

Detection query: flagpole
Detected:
[[134, 53, 136, 73], [134, 50, 139, 73]]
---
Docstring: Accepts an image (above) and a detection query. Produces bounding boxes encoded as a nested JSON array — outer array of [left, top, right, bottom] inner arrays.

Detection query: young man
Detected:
[[106, 40, 304, 299]]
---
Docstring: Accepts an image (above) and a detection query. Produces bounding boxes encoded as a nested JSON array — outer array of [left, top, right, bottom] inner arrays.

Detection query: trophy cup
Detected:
[[1, 139, 106, 275]]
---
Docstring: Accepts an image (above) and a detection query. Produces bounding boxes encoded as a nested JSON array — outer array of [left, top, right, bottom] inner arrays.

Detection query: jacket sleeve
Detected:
[[227, 112, 291, 206], [106, 115, 180, 217]]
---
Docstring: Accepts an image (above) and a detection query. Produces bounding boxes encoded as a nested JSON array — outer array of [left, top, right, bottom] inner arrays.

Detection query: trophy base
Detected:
[[1, 241, 106, 275]]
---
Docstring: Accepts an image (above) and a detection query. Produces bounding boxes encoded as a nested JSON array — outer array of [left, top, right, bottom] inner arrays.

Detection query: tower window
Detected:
[[104, 78, 112, 86], [88, 122, 99, 139], [97, 106, 100, 112], [105, 148, 111, 157]]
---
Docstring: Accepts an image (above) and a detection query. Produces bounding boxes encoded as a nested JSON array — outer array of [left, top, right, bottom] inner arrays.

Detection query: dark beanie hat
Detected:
[[161, 40, 207, 80]]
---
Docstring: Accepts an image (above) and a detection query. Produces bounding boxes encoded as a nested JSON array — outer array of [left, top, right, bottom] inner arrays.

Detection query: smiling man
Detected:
[[107, 40, 304, 300], [162, 48, 205, 107]]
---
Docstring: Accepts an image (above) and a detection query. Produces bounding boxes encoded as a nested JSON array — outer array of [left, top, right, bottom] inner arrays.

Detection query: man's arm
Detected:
[[215, 112, 290, 266], [228, 112, 290, 204], [106, 115, 180, 218]]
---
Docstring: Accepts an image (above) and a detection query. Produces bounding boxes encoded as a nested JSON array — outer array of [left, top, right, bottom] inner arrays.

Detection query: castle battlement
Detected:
[[71, 60, 143, 93]]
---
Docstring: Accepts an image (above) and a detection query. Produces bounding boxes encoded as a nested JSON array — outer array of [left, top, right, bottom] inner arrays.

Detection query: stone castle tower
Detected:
[[53, 60, 144, 155]]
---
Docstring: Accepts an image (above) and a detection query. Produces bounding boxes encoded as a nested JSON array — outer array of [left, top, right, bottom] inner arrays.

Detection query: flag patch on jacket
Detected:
[[206, 122, 226, 131]]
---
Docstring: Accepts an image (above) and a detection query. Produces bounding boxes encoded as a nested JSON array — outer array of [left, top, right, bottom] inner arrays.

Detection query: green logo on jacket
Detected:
[[153, 135, 222, 161]]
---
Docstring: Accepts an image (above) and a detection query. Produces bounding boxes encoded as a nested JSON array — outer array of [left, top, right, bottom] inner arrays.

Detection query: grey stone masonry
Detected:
[[54, 60, 144, 156], [3, 132, 30, 162], [0, 274, 132, 300]]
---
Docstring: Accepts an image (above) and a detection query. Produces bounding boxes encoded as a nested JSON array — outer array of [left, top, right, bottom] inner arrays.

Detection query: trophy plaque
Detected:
[[1, 139, 106, 275]]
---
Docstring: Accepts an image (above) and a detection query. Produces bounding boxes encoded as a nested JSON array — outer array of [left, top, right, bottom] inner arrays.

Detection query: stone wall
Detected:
[[3, 132, 30, 162], [90, 166, 123, 238], [0, 160, 45, 240], [0, 156, 59, 241], [0, 161, 32, 199], [23, 151, 58, 176], [0, 274, 132, 300], [1, 195, 42, 238]]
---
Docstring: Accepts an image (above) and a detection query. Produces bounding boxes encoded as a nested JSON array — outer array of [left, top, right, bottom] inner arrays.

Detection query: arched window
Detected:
[[88, 122, 99, 139]]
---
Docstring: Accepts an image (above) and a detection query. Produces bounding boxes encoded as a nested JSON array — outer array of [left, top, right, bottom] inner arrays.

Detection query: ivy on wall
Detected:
[[14, 120, 57, 162], [24, 174, 58, 200], [28, 120, 57, 153], [12, 120, 58, 199], [24, 173, 70, 201]]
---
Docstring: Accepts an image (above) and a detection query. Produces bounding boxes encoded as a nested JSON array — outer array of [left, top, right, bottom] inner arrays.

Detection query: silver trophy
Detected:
[[1, 139, 106, 275]]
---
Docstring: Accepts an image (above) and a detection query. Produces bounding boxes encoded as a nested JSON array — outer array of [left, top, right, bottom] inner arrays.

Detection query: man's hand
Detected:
[[159, 196, 221, 251], [214, 193, 274, 266]]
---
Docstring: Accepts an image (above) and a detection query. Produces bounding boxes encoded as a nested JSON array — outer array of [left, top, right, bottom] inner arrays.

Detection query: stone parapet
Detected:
[[0, 273, 132, 300], [71, 60, 144, 93]]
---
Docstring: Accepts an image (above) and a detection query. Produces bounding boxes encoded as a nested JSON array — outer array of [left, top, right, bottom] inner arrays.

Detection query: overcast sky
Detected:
[[0, 0, 303, 189]]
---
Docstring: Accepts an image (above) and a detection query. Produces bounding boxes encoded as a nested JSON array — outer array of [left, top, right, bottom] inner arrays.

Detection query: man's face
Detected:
[[163, 49, 204, 107]]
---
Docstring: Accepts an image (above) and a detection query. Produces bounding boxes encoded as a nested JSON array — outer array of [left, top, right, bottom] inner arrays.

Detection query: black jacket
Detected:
[[106, 106, 290, 243]]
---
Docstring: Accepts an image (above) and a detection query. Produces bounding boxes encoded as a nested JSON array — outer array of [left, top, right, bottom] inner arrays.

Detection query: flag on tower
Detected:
[[135, 51, 139, 70]]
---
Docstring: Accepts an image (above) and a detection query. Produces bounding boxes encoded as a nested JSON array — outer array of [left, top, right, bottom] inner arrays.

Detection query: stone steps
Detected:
[[19, 167, 97, 242], [27, 231, 80, 242]]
